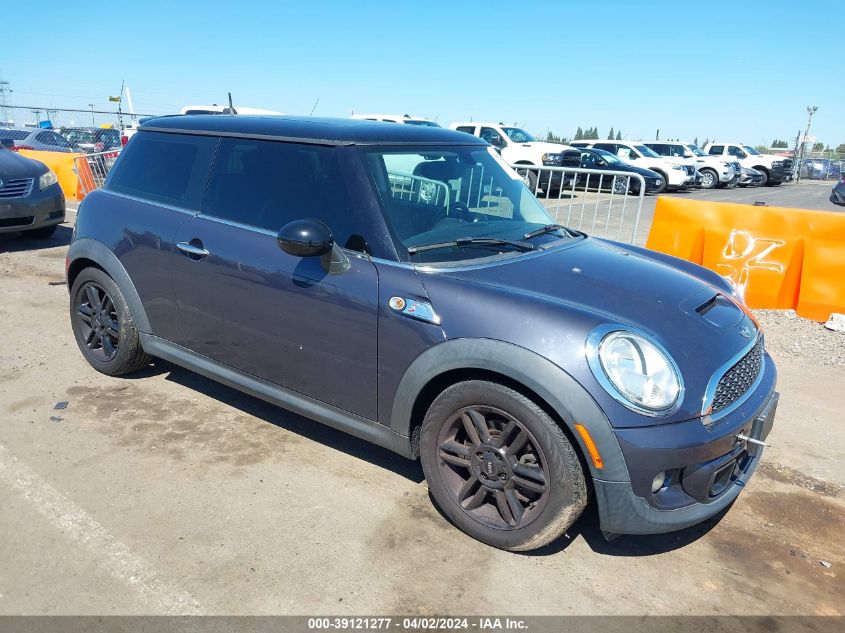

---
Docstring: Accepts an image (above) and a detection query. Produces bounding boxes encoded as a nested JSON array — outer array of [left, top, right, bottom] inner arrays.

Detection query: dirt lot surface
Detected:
[[1, 185, 843, 616]]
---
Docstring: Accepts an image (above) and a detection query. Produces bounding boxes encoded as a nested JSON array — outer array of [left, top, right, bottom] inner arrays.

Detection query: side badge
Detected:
[[388, 296, 441, 325]]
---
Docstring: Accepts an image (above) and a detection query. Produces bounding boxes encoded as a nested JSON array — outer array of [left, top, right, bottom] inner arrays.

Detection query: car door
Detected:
[[170, 138, 380, 420]]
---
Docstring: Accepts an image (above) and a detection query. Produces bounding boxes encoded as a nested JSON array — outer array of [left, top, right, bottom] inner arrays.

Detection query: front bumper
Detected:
[[0, 184, 65, 234], [769, 166, 793, 183], [594, 352, 777, 535]]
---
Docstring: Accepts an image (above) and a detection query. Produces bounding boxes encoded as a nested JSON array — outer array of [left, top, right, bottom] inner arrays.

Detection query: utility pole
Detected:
[[89, 103, 96, 126], [796, 106, 818, 183], [0, 79, 12, 123]]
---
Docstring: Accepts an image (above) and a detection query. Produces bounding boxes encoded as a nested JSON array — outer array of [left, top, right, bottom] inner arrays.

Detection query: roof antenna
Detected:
[[309, 97, 320, 117], [227, 92, 236, 115]]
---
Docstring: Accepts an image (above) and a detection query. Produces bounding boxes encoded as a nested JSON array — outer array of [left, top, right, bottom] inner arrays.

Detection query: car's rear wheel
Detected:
[[70, 267, 151, 376], [420, 380, 587, 551], [22, 224, 58, 239]]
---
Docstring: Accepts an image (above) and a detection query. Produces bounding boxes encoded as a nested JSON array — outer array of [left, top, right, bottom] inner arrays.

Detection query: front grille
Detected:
[[780, 159, 794, 171], [0, 177, 34, 198], [712, 338, 763, 412], [685, 165, 695, 175]]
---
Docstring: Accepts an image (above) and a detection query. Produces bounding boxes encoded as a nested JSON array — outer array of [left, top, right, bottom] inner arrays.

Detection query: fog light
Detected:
[[651, 471, 667, 493]]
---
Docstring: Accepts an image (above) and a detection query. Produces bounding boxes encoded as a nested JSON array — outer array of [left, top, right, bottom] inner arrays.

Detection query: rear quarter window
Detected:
[[708, 145, 724, 155], [0, 130, 30, 140], [106, 131, 217, 209]]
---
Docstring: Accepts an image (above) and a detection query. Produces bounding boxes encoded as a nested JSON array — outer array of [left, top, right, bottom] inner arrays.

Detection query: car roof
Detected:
[[141, 115, 484, 146]]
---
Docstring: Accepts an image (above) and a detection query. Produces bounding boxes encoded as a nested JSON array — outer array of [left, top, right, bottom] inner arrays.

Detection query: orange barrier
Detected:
[[646, 196, 845, 322], [18, 149, 88, 202]]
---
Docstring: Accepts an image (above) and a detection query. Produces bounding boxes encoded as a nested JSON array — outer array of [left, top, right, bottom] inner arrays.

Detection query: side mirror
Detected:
[[277, 219, 349, 274]]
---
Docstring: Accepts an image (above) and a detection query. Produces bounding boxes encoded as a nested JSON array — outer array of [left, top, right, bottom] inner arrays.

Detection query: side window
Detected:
[[202, 139, 364, 251], [456, 126, 476, 135], [106, 131, 217, 209], [708, 145, 724, 156], [593, 143, 616, 153], [37, 131, 71, 148], [580, 152, 598, 167], [648, 144, 669, 156], [479, 127, 504, 147], [727, 146, 746, 158]]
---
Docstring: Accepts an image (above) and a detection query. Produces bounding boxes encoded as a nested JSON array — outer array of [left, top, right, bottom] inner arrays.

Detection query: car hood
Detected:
[[425, 237, 758, 423], [0, 149, 48, 178]]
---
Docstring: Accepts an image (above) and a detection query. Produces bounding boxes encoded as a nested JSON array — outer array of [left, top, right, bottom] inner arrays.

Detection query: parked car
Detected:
[[737, 166, 765, 187], [449, 121, 578, 192], [798, 158, 841, 180], [575, 148, 665, 194], [59, 127, 122, 153], [67, 115, 778, 551], [0, 126, 78, 152], [0, 140, 66, 238], [704, 143, 793, 186], [570, 140, 697, 192], [831, 175, 845, 207], [644, 141, 739, 189], [351, 114, 440, 127]]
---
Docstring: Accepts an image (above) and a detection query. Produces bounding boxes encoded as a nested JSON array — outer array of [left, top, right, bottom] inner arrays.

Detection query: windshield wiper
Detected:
[[407, 236, 538, 255], [522, 224, 578, 240]]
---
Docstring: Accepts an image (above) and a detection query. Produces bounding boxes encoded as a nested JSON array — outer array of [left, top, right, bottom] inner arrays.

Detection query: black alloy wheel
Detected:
[[436, 405, 550, 530], [75, 281, 121, 362]]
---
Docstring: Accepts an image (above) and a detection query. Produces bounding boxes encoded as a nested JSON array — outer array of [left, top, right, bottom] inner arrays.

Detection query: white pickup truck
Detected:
[[703, 142, 793, 186], [570, 140, 698, 192], [645, 141, 739, 189], [449, 121, 578, 191], [351, 113, 440, 127]]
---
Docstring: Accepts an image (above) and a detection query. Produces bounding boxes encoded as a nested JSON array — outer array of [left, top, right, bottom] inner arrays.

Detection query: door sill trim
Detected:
[[139, 334, 414, 458]]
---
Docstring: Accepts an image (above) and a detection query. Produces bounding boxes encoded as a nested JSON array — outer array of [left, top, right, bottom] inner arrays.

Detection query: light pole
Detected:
[[797, 105, 818, 182], [89, 103, 95, 126]]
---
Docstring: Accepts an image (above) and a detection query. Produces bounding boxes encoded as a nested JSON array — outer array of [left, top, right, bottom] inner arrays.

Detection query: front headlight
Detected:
[[587, 328, 683, 415], [542, 153, 562, 165], [671, 165, 685, 171], [772, 160, 783, 168], [39, 170, 59, 190]]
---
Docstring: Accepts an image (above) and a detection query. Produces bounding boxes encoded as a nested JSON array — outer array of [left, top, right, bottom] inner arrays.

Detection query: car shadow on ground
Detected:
[[0, 224, 73, 252], [141, 359, 426, 483], [526, 499, 731, 557]]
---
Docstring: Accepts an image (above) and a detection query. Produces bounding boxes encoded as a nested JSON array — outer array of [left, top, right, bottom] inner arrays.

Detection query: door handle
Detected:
[[176, 241, 210, 257]]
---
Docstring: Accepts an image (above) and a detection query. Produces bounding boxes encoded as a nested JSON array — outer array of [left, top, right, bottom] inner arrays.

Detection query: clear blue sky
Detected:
[[2, 1, 841, 146]]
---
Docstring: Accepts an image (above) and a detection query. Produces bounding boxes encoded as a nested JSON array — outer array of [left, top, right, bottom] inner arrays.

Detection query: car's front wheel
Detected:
[[70, 267, 152, 376], [420, 380, 587, 551], [699, 168, 718, 189]]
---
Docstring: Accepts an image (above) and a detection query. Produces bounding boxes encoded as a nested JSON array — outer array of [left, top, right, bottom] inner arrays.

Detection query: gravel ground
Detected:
[[754, 310, 845, 368]]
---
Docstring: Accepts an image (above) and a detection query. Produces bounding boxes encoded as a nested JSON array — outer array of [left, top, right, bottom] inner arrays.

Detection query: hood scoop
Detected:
[[694, 294, 744, 330]]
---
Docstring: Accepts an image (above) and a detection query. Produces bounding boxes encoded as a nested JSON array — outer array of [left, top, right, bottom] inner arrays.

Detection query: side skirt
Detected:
[[140, 334, 415, 459]]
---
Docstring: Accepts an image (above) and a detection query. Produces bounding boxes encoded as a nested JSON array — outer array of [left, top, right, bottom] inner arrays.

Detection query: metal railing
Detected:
[[511, 165, 646, 244], [74, 150, 121, 197]]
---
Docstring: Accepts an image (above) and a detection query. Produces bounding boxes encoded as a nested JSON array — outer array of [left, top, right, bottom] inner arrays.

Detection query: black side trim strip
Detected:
[[139, 334, 415, 459]]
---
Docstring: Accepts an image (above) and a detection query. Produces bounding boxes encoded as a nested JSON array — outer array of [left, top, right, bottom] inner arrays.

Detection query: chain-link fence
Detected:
[[0, 104, 157, 135]]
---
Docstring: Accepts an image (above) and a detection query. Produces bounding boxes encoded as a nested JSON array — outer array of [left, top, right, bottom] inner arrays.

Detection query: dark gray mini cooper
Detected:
[[67, 115, 778, 551]]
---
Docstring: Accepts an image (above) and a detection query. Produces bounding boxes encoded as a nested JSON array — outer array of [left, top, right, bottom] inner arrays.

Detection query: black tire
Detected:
[[22, 224, 58, 239], [699, 168, 718, 190], [756, 168, 770, 186], [517, 167, 539, 193], [70, 267, 152, 376], [420, 380, 587, 552], [652, 170, 668, 194]]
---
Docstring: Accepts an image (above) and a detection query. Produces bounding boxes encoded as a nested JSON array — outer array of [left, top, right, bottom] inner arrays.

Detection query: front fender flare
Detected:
[[389, 338, 629, 482], [66, 237, 151, 334]]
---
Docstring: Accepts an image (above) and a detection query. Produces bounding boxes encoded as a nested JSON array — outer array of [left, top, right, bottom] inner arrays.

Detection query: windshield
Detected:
[[403, 120, 440, 127], [591, 148, 623, 164], [687, 144, 706, 156], [63, 130, 97, 144], [634, 145, 661, 158], [743, 145, 761, 155], [502, 127, 535, 143], [365, 146, 570, 263]]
